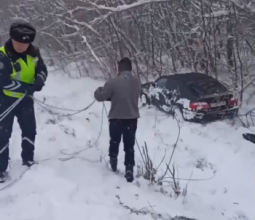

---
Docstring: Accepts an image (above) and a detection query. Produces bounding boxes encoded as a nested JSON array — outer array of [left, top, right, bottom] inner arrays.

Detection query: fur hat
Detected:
[[10, 22, 36, 43]]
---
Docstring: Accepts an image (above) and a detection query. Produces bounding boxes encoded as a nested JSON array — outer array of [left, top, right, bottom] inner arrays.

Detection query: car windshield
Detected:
[[188, 79, 227, 97]]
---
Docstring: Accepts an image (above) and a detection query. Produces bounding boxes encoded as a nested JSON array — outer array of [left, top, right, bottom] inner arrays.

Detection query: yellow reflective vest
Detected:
[[0, 46, 38, 98]]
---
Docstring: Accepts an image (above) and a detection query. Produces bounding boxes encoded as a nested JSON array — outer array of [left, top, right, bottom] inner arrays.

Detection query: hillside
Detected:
[[0, 69, 254, 220]]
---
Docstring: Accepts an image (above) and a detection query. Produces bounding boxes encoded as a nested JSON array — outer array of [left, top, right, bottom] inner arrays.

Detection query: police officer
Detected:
[[0, 22, 48, 183]]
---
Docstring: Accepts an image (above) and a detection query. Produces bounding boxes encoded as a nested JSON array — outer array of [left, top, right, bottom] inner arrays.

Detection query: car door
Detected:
[[150, 77, 168, 108]]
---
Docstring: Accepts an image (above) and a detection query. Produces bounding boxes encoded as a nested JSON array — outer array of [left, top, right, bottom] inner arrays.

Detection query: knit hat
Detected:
[[10, 22, 36, 43], [118, 57, 132, 72]]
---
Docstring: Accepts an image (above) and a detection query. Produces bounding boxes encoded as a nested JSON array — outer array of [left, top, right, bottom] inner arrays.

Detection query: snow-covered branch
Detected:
[[1, 0, 255, 88], [88, 0, 170, 12]]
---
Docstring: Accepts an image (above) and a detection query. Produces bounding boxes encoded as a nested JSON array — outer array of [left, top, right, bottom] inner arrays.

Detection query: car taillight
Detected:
[[189, 102, 209, 111], [229, 98, 238, 106]]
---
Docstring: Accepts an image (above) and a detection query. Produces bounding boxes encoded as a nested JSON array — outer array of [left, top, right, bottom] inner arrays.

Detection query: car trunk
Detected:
[[188, 79, 236, 111], [199, 93, 234, 111]]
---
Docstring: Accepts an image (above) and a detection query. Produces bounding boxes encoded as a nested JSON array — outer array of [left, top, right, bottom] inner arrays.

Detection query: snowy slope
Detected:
[[0, 69, 254, 220]]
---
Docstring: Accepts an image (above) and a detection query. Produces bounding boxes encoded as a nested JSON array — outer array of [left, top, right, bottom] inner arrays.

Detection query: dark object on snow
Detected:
[[140, 72, 239, 123], [110, 158, 117, 172], [22, 160, 37, 167], [125, 165, 134, 182], [243, 133, 255, 144], [109, 119, 137, 182], [10, 21, 36, 43]]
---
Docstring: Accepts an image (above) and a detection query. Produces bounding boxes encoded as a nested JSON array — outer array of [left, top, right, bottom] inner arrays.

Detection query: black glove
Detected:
[[26, 85, 35, 96], [33, 77, 45, 92]]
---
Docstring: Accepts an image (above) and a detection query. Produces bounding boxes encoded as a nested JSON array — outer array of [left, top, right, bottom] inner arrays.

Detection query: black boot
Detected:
[[22, 160, 36, 167], [125, 165, 134, 182], [110, 158, 117, 172], [0, 172, 6, 183]]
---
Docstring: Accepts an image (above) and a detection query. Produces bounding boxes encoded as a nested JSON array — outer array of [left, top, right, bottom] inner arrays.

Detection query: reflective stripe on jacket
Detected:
[[0, 46, 37, 98]]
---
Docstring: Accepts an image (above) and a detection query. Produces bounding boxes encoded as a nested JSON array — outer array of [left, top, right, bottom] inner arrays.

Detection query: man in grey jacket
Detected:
[[94, 57, 141, 182]]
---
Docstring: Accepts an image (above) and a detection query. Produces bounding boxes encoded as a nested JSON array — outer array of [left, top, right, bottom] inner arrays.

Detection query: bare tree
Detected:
[[0, 0, 255, 97]]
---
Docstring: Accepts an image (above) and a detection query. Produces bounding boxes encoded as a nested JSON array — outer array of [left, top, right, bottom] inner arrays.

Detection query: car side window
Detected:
[[166, 79, 178, 90], [155, 78, 167, 88]]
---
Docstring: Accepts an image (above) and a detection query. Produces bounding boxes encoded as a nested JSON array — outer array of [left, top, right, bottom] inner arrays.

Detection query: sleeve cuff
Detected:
[[37, 71, 47, 82]]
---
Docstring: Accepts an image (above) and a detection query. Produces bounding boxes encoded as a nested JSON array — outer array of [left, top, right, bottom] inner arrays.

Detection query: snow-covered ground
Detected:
[[0, 69, 254, 220]]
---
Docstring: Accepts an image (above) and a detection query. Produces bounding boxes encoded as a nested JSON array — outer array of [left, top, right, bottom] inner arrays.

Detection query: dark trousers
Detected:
[[0, 96, 36, 172], [109, 119, 137, 167]]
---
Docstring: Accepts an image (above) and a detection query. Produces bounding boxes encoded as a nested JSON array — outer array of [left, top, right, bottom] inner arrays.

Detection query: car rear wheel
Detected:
[[139, 93, 150, 107]]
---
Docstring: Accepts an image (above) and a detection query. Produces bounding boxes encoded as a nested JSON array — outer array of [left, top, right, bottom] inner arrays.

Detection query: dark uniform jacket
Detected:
[[0, 39, 48, 97]]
